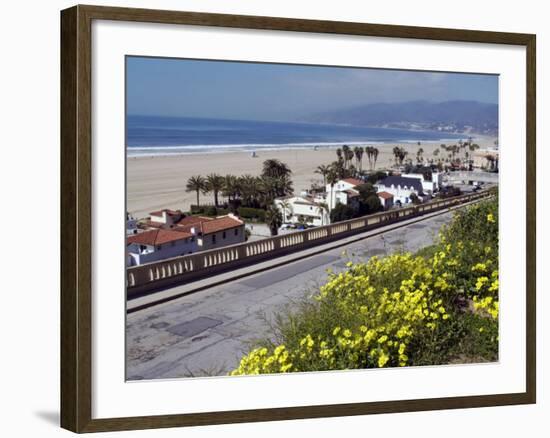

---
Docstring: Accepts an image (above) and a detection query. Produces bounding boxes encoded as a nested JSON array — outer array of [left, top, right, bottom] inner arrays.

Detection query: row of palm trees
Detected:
[[335, 145, 379, 173], [392, 146, 409, 166], [390, 138, 481, 168], [439, 139, 480, 163], [185, 159, 294, 209]]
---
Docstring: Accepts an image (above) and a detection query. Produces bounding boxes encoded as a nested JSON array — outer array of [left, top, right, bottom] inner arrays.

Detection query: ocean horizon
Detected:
[[126, 115, 466, 157]]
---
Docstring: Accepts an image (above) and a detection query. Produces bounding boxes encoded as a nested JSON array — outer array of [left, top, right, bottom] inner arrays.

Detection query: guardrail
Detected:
[[127, 190, 492, 297]]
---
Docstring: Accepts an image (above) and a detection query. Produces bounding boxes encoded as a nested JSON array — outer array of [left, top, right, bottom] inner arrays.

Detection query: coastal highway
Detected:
[[126, 209, 457, 380]]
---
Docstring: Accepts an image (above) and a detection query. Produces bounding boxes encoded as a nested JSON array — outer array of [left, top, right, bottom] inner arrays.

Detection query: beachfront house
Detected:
[[128, 211, 246, 266], [127, 228, 196, 266], [153, 213, 246, 251], [274, 195, 330, 227], [377, 191, 394, 210], [401, 171, 442, 194], [176, 214, 246, 251], [325, 178, 363, 211], [147, 209, 185, 227], [375, 176, 424, 206]]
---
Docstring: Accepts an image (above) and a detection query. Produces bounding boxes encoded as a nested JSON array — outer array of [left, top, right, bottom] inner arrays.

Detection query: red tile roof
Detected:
[[377, 191, 394, 200], [202, 216, 244, 234], [173, 215, 243, 235], [127, 229, 192, 246], [175, 216, 213, 226], [342, 178, 364, 187]]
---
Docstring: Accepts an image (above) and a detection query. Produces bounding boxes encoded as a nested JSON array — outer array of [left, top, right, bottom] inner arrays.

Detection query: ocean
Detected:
[[126, 115, 464, 156]]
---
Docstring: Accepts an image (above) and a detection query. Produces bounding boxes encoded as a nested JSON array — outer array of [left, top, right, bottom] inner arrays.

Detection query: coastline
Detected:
[[127, 136, 497, 218]]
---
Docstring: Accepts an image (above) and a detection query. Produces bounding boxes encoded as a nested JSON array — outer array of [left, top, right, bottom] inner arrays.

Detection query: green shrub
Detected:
[[204, 205, 218, 216], [238, 207, 266, 222], [329, 203, 356, 223], [231, 196, 499, 375]]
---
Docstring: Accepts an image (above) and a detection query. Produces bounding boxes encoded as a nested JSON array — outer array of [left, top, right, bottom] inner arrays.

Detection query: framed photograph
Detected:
[[60, 5, 536, 433]]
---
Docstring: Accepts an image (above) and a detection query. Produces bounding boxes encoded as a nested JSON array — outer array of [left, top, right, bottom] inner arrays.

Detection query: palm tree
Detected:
[[265, 205, 283, 236], [365, 146, 373, 170], [317, 202, 329, 225], [342, 145, 350, 169], [239, 175, 261, 207], [326, 167, 339, 213], [260, 176, 277, 204], [336, 148, 343, 163], [280, 200, 292, 222], [222, 174, 241, 203], [354, 146, 364, 172], [392, 146, 408, 166], [186, 175, 207, 207], [331, 159, 345, 179], [205, 173, 224, 207], [345, 147, 354, 170], [315, 164, 331, 187], [276, 175, 294, 198], [392, 146, 400, 166], [372, 147, 379, 170], [416, 147, 424, 164], [262, 159, 291, 179]]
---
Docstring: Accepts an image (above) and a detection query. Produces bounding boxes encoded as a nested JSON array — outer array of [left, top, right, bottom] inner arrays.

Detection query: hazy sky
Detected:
[[126, 56, 498, 122]]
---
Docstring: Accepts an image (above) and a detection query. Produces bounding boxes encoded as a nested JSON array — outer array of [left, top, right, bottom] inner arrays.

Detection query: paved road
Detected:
[[126, 211, 453, 380]]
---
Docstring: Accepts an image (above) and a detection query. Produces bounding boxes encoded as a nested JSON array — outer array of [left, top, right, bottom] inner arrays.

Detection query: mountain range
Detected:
[[300, 100, 498, 135]]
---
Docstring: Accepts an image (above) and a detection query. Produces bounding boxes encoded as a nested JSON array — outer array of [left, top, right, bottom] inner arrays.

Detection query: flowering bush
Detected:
[[231, 196, 499, 376]]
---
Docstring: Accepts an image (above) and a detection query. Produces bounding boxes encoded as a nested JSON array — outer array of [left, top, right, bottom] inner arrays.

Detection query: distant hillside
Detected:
[[301, 100, 498, 135]]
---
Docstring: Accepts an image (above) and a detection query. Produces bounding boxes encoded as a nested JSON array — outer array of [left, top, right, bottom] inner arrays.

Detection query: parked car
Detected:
[[280, 223, 296, 231]]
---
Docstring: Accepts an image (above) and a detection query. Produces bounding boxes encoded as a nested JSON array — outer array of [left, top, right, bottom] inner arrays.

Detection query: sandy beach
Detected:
[[127, 137, 496, 218]]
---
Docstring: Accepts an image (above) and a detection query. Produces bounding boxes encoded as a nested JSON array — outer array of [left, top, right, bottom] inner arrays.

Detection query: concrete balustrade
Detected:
[[127, 191, 491, 297]]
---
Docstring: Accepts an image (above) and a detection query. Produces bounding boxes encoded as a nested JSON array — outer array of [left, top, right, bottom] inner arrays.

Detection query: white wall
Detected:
[[127, 239, 196, 265], [198, 226, 245, 250], [0, 1, 547, 438]]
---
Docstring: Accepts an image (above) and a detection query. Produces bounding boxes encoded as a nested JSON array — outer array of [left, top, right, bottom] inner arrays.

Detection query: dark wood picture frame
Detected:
[[60, 4, 536, 433]]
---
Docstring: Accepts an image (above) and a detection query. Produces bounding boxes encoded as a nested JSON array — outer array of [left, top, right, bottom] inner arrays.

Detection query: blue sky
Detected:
[[126, 56, 498, 122]]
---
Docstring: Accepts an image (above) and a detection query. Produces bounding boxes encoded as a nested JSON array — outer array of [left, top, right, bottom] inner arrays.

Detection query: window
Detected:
[[212, 234, 216, 244], [234, 228, 238, 236], [156, 245, 162, 250], [222, 231, 226, 239]]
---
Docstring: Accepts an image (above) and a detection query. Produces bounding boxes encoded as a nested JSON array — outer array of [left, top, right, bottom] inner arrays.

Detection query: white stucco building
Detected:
[[147, 209, 185, 227], [377, 191, 394, 210], [274, 196, 330, 227], [375, 176, 424, 205], [401, 172, 442, 194], [127, 210, 246, 266], [324, 178, 363, 210], [127, 228, 196, 266], [182, 215, 246, 251]]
